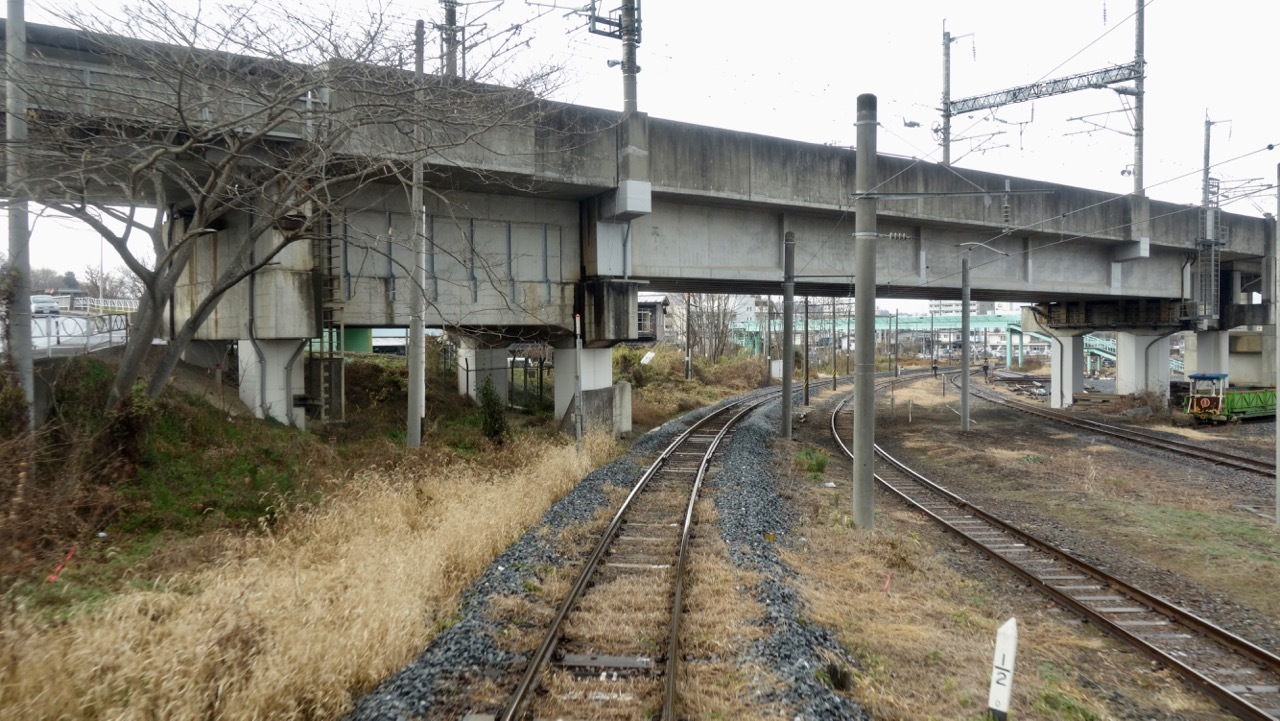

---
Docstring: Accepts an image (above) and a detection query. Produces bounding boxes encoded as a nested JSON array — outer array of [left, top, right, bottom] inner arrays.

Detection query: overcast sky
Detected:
[[524, 0, 1279, 211], [12, 0, 1280, 306]]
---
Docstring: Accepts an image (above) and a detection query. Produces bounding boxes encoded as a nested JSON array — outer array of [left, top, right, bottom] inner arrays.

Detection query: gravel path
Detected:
[[346, 388, 866, 720]]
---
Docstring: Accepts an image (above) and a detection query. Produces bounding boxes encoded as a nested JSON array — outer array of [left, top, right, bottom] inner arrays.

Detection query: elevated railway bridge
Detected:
[[3, 19, 1274, 431]]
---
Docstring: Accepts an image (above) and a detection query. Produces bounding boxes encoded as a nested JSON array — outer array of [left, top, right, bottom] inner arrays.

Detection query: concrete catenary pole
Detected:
[[831, 297, 837, 390], [961, 254, 971, 431], [845, 301, 851, 375], [6, 0, 33, 431], [781, 231, 795, 439], [443, 0, 458, 77], [852, 94, 878, 529], [930, 311, 936, 362], [942, 24, 952, 167], [894, 309, 900, 375], [803, 296, 810, 407], [1275, 164, 1279, 525], [407, 20, 427, 448], [620, 0, 639, 115], [574, 313, 584, 453], [684, 293, 692, 380], [1132, 0, 1145, 195]]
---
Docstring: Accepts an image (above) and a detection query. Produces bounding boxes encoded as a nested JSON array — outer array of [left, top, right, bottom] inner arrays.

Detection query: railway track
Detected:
[[830, 390, 1280, 719], [496, 391, 772, 720], [967, 375, 1276, 476], [476, 370, 932, 719]]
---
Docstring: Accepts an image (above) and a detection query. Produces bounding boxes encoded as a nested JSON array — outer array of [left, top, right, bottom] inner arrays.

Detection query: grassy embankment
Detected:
[[0, 344, 759, 720]]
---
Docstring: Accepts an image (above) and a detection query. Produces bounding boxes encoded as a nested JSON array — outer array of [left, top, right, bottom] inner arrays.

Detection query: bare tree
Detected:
[[82, 265, 140, 300], [6, 0, 562, 409], [26, 267, 63, 292], [669, 293, 747, 364]]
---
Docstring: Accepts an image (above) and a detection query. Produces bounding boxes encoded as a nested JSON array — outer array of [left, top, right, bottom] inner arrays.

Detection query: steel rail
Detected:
[[662, 396, 771, 720], [501, 390, 774, 720], [501, 370, 926, 719], [830, 390, 1280, 720], [967, 378, 1275, 475]]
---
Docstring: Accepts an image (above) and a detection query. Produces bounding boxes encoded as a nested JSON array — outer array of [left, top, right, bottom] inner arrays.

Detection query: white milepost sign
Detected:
[[987, 617, 1018, 720], [641, 351, 656, 365]]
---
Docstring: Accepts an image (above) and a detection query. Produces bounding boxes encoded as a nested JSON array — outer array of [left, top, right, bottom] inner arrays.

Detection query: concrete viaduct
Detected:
[[7, 21, 1274, 431]]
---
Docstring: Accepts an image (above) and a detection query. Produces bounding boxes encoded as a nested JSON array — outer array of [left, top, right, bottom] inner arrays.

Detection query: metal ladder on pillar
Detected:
[[312, 228, 345, 422], [1196, 178, 1226, 324]]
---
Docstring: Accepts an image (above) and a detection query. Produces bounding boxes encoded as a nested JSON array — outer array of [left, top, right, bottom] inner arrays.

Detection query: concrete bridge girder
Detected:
[[27, 20, 1277, 434], [626, 198, 1215, 303]]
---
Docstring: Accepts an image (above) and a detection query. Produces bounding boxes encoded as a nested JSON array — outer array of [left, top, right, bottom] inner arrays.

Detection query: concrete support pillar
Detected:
[[554, 346, 620, 435], [1049, 335, 1085, 409], [455, 338, 510, 404], [1115, 331, 1172, 398], [182, 340, 231, 369], [237, 339, 307, 428], [1020, 306, 1082, 407], [1193, 330, 1230, 376]]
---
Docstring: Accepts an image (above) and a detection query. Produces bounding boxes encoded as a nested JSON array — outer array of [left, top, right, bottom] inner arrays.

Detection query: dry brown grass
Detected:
[[627, 348, 762, 429], [677, 499, 780, 719], [784, 494, 1227, 721], [0, 432, 622, 721], [883, 380, 951, 409]]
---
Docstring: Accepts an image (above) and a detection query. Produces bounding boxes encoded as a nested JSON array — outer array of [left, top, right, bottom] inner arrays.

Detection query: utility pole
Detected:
[[768, 299, 775, 381], [852, 94, 878, 530], [441, 0, 459, 77], [589, 0, 642, 115], [894, 309, 900, 376], [845, 301, 851, 375], [961, 255, 971, 431], [803, 297, 810, 407], [574, 314, 584, 453], [940, 22, 971, 167], [6, 0, 34, 432], [1133, 0, 1145, 194], [984, 326, 990, 377], [684, 292, 693, 380], [1199, 115, 1226, 325], [782, 232, 795, 439], [407, 20, 427, 448], [620, 0, 639, 115], [831, 297, 837, 390]]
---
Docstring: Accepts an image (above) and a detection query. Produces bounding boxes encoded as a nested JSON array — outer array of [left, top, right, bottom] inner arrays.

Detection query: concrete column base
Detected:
[[181, 340, 231, 370], [1050, 335, 1085, 409], [455, 339, 510, 404], [1264, 324, 1277, 391], [1020, 306, 1084, 408], [237, 339, 307, 428], [1115, 332, 1172, 399], [1191, 330, 1230, 376], [554, 346, 629, 437]]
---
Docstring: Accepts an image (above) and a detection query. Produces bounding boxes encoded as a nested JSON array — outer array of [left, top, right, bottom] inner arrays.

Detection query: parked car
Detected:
[[30, 295, 60, 315]]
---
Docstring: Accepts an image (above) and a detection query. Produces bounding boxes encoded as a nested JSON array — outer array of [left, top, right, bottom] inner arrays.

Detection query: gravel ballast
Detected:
[[346, 390, 868, 720]]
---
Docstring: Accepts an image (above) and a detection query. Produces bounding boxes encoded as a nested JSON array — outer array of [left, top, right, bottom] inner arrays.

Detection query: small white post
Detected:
[[987, 617, 1018, 720]]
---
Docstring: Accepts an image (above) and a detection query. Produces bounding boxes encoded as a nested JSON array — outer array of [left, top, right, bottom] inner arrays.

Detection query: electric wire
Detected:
[[945, 1, 1154, 173]]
